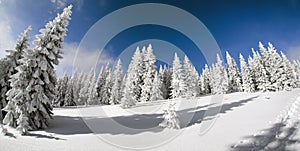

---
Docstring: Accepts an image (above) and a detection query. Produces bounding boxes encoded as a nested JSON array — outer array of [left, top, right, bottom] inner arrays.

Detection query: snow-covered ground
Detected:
[[1, 89, 300, 151]]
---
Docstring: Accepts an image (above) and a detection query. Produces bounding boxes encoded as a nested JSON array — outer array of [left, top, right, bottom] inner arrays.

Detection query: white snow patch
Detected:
[[1, 89, 300, 151]]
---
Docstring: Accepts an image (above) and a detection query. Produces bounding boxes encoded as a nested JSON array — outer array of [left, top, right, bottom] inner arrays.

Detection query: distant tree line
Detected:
[[53, 42, 300, 109]]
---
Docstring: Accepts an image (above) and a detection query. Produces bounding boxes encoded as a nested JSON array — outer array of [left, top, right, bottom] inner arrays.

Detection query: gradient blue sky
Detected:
[[1, 0, 300, 75]]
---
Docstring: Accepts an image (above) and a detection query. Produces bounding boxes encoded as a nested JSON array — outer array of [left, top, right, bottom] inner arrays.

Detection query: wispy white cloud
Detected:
[[56, 42, 114, 77], [50, 0, 84, 11], [0, 4, 17, 58]]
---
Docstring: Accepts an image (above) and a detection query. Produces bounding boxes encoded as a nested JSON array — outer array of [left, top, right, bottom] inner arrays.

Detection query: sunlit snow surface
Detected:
[[1, 89, 300, 151]]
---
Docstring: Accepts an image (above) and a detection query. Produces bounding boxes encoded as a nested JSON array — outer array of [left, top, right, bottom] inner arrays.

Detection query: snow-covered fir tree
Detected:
[[239, 54, 255, 92], [79, 68, 94, 105], [159, 65, 172, 99], [249, 49, 270, 92], [247, 55, 258, 91], [150, 71, 163, 101], [3, 48, 33, 134], [256, 42, 277, 91], [211, 54, 228, 94], [183, 55, 199, 98], [198, 74, 205, 95], [64, 75, 76, 106], [121, 47, 144, 108], [159, 100, 180, 129], [4, 5, 73, 131], [53, 72, 69, 106], [87, 70, 96, 105], [17, 6, 75, 118], [96, 64, 108, 104], [76, 72, 87, 105], [96, 63, 112, 105], [201, 64, 212, 94], [102, 68, 113, 105], [267, 42, 283, 91], [280, 51, 296, 90], [170, 53, 186, 98], [225, 51, 241, 93], [15, 5, 72, 130], [109, 59, 124, 105], [141, 44, 157, 102], [0, 27, 31, 123], [71, 70, 80, 104]]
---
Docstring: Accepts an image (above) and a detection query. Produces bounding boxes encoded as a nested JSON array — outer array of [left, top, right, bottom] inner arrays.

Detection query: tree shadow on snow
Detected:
[[229, 122, 300, 151], [46, 116, 93, 135], [59, 95, 258, 135], [27, 133, 65, 140], [47, 95, 259, 136], [4, 131, 16, 139], [180, 95, 259, 128]]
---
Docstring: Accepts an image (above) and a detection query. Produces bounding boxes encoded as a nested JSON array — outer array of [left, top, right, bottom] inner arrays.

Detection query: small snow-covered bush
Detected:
[[159, 101, 180, 129], [0, 124, 7, 135]]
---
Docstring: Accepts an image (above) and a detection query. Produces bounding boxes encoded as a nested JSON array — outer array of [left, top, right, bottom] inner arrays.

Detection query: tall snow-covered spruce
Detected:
[[0, 26, 31, 124], [96, 63, 112, 105], [150, 71, 163, 101], [225, 51, 241, 93], [279, 51, 296, 90], [201, 64, 212, 94], [239, 54, 255, 92], [183, 55, 199, 98], [211, 54, 228, 94], [159, 65, 172, 99], [170, 53, 185, 98], [110, 59, 124, 105], [79, 68, 94, 105], [4, 5, 72, 133], [53, 72, 69, 106], [121, 47, 143, 108], [87, 70, 96, 105], [141, 44, 157, 102]]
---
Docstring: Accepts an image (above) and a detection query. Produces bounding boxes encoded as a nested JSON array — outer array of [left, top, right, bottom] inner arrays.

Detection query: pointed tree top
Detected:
[[19, 26, 32, 39], [147, 43, 152, 50], [135, 46, 140, 52], [174, 52, 178, 58], [225, 51, 231, 57], [141, 46, 146, 52], [251, 48, 257, 56], [62, 5, 73, 17], [258, 41, 267, 52], [267, 42, 275, 49], [216, 53, 222, 63], [159, 64, 163, 73], [116, 58, 122, 65], [280, 51, 288, 60], [184, 55, 189, 62], [204, 64, 209, 68], [239, 53, 244, 59]]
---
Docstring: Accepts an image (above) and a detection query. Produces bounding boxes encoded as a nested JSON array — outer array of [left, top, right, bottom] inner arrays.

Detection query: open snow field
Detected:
[[1, 89, 300, 151]]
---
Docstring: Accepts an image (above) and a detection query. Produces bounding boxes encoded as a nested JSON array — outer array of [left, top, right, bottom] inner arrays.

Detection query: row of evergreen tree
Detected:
[[54, 42, 300, 109], [0, 5, 72, 135]]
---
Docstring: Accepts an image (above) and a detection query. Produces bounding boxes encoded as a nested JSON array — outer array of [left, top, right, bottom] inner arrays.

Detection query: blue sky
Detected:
[[1, 0, 300, 75]]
